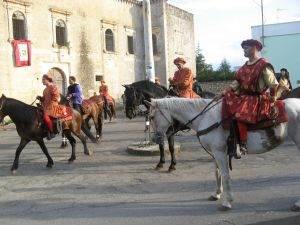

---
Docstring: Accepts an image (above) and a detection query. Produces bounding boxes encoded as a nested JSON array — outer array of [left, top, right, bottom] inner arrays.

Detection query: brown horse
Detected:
[[0, 94, 94, 173], [89, 95, 116, 122]]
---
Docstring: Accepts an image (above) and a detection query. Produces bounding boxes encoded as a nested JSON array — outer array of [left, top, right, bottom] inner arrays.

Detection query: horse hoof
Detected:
[[68, 158, 75, 163], [60, 143, 68, 149], [84, 151, 92, 156], [46, 163, 53, 168], [168, 167, 176, 173], [218, 205, 231, 211], [208, 196, 219, 201], [11, 169, 17, 175], [291, 205, 300, 212], [155, 164, 163, 170]]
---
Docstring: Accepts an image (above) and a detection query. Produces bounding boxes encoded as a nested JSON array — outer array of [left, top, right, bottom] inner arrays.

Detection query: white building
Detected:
[[0, 0, 195, 103]]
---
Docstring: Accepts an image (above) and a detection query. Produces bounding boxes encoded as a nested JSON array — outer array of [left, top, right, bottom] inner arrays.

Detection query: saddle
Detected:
[[80, 99, 93, 114], [35, 107, 61, 134], [224, 100, 288, 159]]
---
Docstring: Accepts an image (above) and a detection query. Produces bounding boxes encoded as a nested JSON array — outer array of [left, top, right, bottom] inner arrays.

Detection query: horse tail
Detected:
[[81, 121, 98, 143]]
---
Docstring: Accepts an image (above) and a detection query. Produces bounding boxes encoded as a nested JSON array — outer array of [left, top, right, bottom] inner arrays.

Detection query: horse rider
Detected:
[[99, 80, 109, 120], [215, 39, 278, 153], [36, 74, 64, 140], [66, 76, 84, 112], [168, 57, 200, 98]]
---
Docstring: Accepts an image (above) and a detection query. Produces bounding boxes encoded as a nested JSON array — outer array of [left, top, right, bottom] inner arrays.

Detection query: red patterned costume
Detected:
[[220, 39, 278, 149]]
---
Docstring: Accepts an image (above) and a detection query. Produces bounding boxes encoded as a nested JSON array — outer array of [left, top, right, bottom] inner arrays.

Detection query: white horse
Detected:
[[145, 97, 300, 211]]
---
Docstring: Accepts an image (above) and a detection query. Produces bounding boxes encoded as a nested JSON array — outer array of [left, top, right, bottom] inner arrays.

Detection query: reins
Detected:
[[168, 98, 222, 137]]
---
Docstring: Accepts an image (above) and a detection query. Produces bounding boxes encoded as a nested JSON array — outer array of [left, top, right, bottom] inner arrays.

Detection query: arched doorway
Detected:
[[47, 67, 67, 95]]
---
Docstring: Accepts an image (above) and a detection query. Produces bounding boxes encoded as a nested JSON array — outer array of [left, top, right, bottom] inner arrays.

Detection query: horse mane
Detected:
[[5, 97, 37, 122], [131, 80, 169, 97], [155, 98, 210, 112]]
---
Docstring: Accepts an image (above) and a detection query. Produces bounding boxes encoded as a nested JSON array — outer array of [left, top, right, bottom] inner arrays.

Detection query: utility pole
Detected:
[[143, 0, 155, 82], [261, 0, 265, 46]]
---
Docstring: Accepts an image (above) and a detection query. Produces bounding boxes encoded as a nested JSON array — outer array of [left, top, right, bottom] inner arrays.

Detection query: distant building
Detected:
[[0, 0, 195, 103], [252, 20, 300, 88]]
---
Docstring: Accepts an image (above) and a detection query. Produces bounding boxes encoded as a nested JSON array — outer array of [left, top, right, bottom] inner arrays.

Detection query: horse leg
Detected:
[[167, 133, 176, 172], [11, 138, 30, 173], [97, 112, 103, 139], [63, 129, 77, 162], [213, 149, 234, 210], [60, 133, 68, 149], [155, 142, 165, 170], [91, 113, 100, 140], [208, 162, 223, 201], [36, 139, 54, 168], [72, 129, 92, 156]]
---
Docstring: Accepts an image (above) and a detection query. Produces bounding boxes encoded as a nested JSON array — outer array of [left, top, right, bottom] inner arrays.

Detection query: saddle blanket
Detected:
[[81, 99, 93, 114], [222, 100, 288, 130]]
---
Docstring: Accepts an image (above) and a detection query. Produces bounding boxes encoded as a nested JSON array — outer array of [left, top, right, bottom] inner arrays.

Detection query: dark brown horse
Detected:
[[0, 94, 94, 173]]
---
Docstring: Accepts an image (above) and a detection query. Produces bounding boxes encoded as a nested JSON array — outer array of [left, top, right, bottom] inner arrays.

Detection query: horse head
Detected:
[[123, 85, 142, 119], [144, 99, 172, 144], [0, 94, 7, 123]]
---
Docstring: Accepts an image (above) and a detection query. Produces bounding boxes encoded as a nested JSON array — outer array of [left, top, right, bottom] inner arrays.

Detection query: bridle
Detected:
[[0, 97, 7, 121], [125, 87, 144, 117]]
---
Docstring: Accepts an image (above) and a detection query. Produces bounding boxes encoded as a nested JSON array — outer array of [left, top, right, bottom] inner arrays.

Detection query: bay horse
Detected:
[[0, 94, 94, 173], [89, 95, 116, 122], [59, 95, 101, 148], [146, 97, 300, 211], [123, 80, 215, 171]]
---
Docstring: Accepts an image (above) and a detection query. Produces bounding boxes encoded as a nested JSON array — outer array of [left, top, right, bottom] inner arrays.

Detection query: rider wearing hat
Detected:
[[168, 57, 199, 98], [216, 39, 278, 153]]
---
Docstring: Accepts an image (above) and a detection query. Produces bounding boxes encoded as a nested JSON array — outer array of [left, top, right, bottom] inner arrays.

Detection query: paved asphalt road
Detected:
[[0, 112, 299, 225]]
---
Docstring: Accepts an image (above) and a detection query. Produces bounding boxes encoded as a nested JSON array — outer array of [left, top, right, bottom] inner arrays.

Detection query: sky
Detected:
[[168, 0, 300, 69]]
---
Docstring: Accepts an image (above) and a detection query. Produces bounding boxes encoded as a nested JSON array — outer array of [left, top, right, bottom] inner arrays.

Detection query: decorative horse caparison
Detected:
[[146, 97, 300, 211], [123, 80, 215, 171], [0, 94, 95, 173]]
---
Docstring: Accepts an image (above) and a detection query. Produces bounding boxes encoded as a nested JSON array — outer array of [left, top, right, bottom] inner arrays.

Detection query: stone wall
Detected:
[[0, 0, 195, 103], [200, 80, 234, 94]]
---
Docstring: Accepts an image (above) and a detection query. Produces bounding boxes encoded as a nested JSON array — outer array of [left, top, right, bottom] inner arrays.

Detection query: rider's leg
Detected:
[[103, 96, 108, 120], [73, 104, 81, 113], [43, 114, 55, 140], [237, 121, 247, 153]]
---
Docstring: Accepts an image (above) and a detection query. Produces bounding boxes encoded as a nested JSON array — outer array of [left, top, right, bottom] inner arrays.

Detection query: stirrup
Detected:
[[234, 144, 242, 159], [240, 142, 248, 155]]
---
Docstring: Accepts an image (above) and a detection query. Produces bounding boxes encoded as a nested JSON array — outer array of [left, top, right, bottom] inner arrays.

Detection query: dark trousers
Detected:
[[73, 104, 81, 113], [103, 96, 108, 119]]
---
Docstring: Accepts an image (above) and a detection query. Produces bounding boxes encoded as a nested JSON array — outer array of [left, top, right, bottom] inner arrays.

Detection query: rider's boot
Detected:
[[240, 141, 248, 155], [47, 131, 55, 140]]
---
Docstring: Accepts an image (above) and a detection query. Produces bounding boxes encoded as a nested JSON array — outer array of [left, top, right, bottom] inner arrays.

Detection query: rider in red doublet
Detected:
[[215, 39, 278, 153]]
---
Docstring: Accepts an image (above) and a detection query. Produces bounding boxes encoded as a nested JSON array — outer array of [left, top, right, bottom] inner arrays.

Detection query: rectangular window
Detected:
[[95, 75, 103, 81], [56, 26, 66, 46], [13, 19, 26, 40], [127, 36, 134, 54]]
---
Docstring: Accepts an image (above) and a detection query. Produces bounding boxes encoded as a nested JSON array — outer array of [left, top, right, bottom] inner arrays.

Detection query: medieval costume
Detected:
[[221, 39, 278, 152], [169, 57, 200, 98], [38, 74, 66, 140]]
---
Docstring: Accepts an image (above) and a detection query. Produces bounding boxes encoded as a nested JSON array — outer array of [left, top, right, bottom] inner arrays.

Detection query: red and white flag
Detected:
[[13, 40, 31, 67]]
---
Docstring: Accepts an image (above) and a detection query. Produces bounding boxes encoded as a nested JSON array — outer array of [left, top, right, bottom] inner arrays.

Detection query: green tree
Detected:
[[195, 43, 213, 82]]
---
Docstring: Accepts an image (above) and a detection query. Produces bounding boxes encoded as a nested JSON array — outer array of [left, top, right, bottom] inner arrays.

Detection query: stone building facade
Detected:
[[0, 0, 195, 103]]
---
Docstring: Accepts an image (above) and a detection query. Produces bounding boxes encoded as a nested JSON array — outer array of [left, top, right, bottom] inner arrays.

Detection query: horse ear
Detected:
[[122, 85, 128, 89], [1, 94, 6, 98], [143, 100, 153, 107]]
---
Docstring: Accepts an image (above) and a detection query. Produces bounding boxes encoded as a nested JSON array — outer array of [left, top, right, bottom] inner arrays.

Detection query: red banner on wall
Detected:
[[13, 40, 31, 67]]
